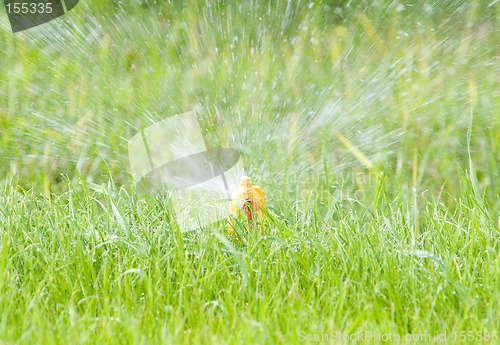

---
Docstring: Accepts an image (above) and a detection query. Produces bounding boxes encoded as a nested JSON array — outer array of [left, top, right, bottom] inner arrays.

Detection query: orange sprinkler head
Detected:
[[240, 176, 252, 188], [227, 176, 266, 236]]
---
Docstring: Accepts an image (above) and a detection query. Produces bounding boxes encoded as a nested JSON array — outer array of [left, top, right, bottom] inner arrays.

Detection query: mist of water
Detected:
[[1, 1, 497, 199]]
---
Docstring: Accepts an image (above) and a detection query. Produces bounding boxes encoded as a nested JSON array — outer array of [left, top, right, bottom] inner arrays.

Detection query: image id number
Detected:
[[6, 2, 53, 14]]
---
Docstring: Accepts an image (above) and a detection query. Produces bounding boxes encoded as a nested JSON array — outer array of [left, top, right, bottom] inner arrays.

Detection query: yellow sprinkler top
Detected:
[[228, 176, 265, 236]]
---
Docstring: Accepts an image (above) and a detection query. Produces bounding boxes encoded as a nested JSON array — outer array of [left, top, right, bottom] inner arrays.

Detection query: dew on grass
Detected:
[[400, 249, 446, 268]]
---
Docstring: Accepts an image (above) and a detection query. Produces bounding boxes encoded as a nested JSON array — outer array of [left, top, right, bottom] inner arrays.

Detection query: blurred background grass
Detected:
[[0, 0, 498, 203]]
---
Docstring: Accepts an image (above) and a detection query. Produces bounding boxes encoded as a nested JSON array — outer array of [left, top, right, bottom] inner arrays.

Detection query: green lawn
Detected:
[[0, 0, 499, 344]]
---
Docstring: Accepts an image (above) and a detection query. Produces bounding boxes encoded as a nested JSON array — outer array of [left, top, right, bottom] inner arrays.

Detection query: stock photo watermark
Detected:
[[3, 0, 79, 32], [298, 330, 498, 343], [128, 111, 244, 231]]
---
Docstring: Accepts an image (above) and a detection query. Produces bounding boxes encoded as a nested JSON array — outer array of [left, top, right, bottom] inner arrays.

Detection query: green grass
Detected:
[[1, 172, 499, 344], [0, 0, 499, 344]]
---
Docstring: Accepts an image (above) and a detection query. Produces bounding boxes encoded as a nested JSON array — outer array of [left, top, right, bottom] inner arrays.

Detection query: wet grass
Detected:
[[0, 0, 499, 344], [1, 172, 499, 344]]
